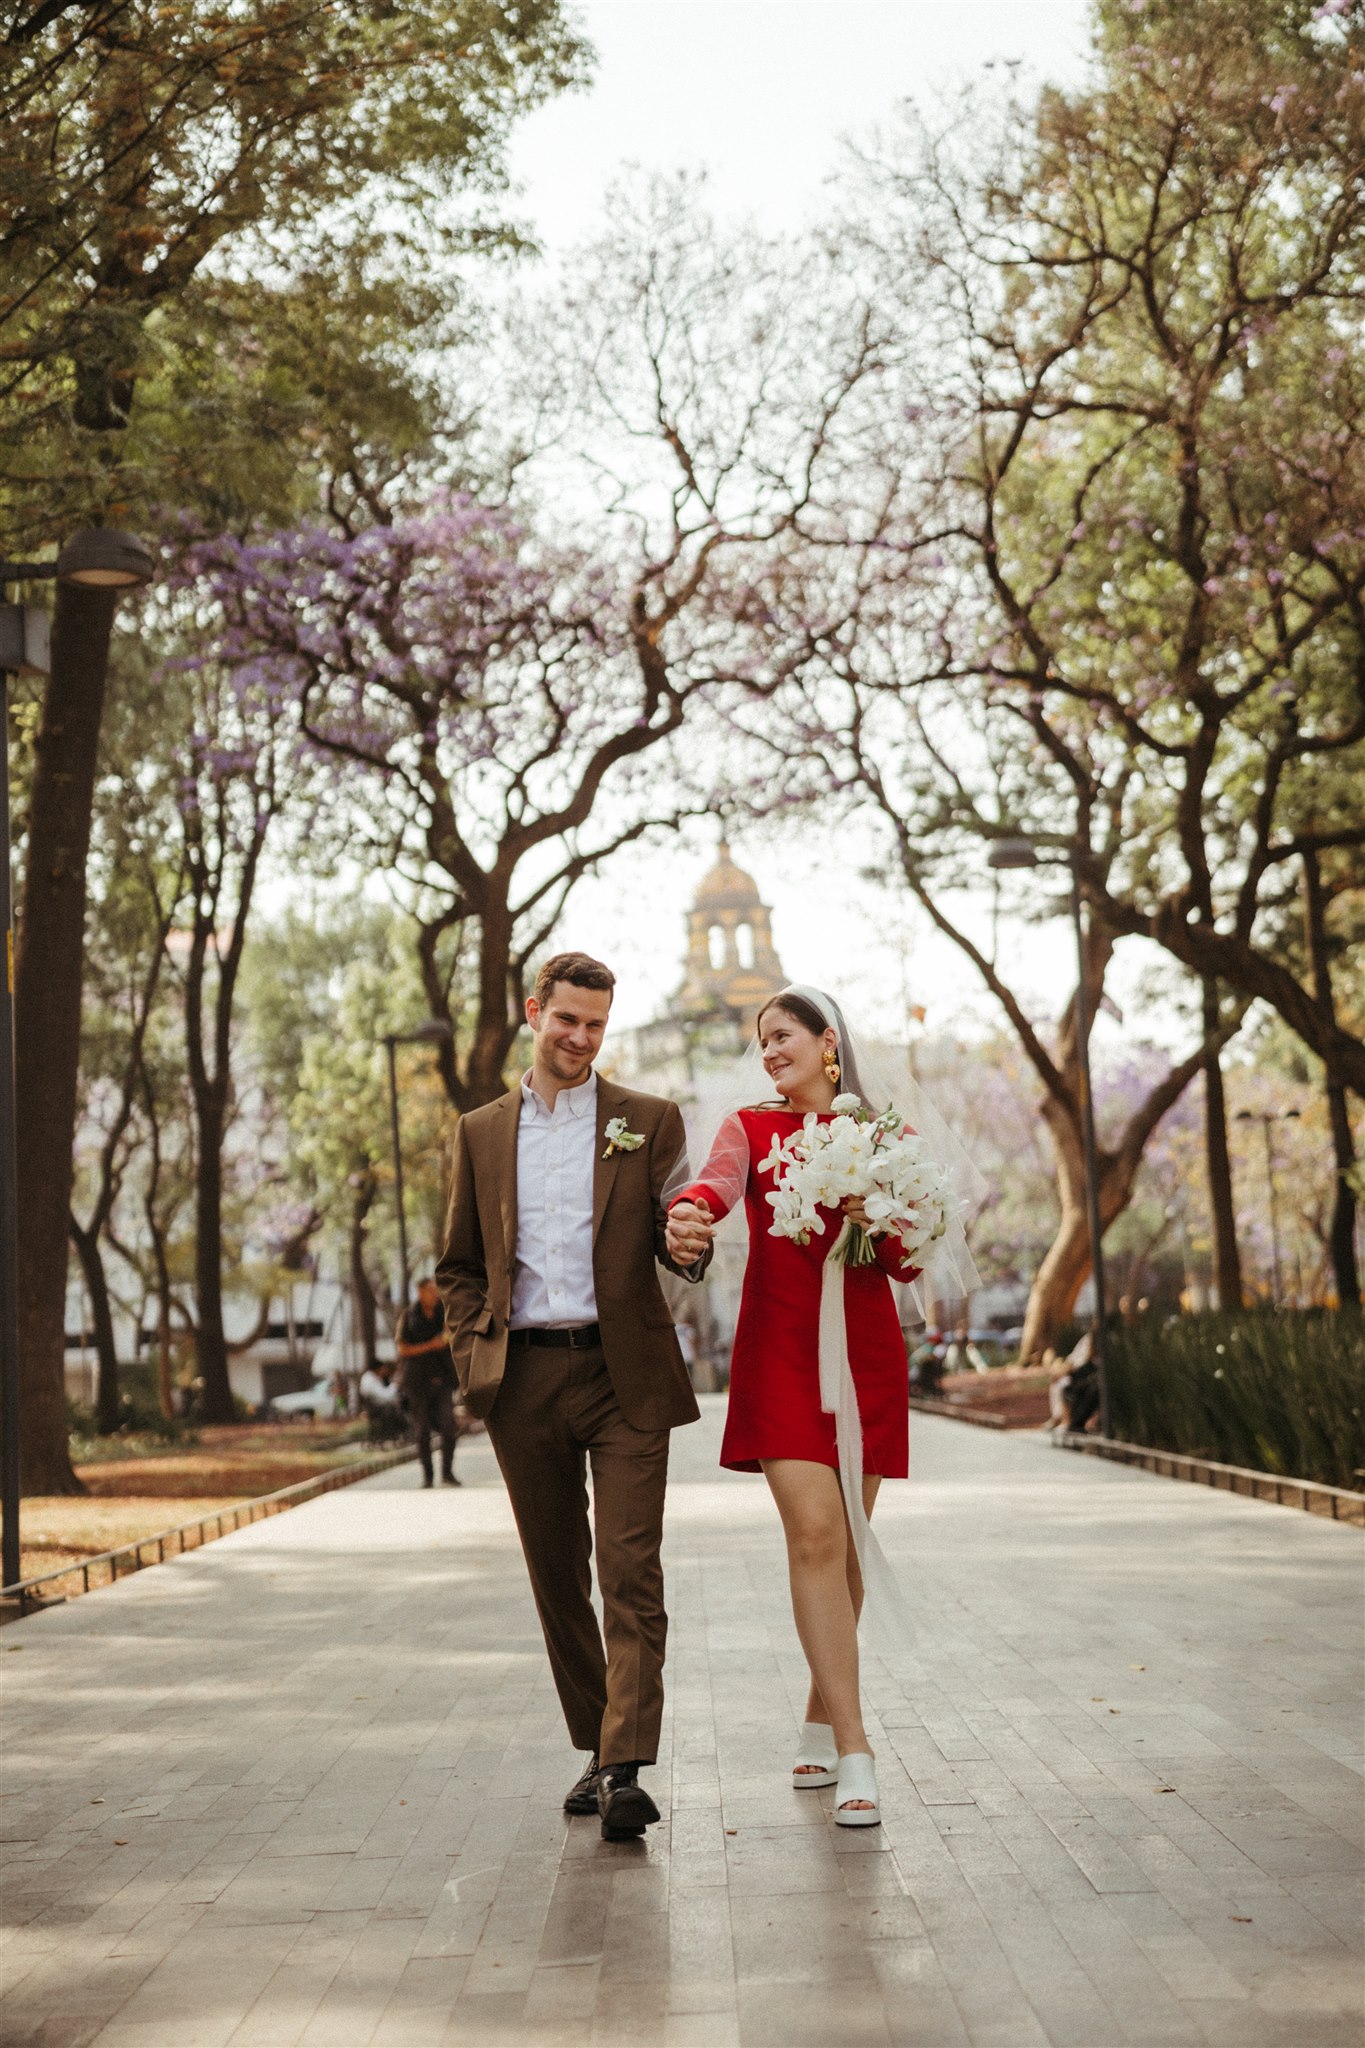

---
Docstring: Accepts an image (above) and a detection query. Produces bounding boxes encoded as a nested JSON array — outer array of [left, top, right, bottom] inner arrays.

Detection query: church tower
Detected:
[[678, 839, 785, 1026]]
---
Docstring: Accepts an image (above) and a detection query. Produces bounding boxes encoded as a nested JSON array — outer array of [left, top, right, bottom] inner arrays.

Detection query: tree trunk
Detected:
[[68, 1215, 121, 1432], [1019, 1096, 1142, 1360], [13, 583, 122, 1493], [1201, 978, 1243, 1311], [1304, 852, 1361, 1310], [147, 1223, 177, 1424], [192, 1087, 236, 1422], [1324, 1085, 1360, 1310], [349, 1170, 378, 1361]]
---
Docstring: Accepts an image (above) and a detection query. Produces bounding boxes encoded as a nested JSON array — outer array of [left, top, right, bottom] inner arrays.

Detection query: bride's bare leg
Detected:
[[803, 1475, 881, 1728], [764, 1460, 877, 1803]]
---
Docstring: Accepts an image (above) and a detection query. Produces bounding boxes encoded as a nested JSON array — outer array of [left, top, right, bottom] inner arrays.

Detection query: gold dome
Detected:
[[694, 838, 764, 911]]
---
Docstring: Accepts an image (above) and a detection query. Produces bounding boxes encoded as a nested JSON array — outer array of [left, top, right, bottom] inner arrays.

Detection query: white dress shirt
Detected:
[[510, 1070, 600, 1328]]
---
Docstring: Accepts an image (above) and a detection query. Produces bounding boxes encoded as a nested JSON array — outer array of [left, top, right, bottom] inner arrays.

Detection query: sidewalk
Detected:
[[2, 1401, 1360, 2048]]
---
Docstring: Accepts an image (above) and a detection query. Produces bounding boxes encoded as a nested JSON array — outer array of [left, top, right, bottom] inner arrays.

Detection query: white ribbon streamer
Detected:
[[818, 1233, 916, 1650]]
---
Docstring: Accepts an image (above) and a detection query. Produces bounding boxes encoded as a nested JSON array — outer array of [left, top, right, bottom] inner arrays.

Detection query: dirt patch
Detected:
[[3, 1423, 391, 1595], [73, 1420, 379, 1500], [76, 1456, 367, 1499]]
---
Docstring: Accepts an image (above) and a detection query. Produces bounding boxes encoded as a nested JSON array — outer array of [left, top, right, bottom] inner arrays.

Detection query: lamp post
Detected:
[[988, 836, 1112, 1437], [383, 1020, 453, 1312], [1, 531, 155, 1591], [1236, 1107, 1301, 1306]]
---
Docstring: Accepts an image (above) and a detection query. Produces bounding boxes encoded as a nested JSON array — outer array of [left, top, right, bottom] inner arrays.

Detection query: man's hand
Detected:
[[666, 1199, 715, 1265], [397, 1330, 450, 1359]]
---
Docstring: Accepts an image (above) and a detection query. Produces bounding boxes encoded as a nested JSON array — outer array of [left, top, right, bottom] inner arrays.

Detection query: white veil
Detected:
[[668, 982, 984, 1319]]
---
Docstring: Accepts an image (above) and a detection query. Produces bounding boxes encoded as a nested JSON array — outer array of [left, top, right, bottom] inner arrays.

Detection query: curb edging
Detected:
[[1, 1442, 419, 1611], [1054, 1432, 1365, 1525]]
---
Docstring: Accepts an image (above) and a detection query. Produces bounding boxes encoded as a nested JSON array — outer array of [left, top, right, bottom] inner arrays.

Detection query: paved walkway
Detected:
[[2, 1402, 1361, 2048]]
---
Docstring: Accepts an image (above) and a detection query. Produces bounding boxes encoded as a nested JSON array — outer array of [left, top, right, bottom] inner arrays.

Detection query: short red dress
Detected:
[[672, 1106, 920, 1476]]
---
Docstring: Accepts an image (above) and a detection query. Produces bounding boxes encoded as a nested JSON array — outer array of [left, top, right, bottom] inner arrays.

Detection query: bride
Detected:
[[664, 983, 978, 1827]]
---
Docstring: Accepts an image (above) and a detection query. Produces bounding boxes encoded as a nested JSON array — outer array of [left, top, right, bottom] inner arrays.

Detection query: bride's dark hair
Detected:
[[755, 990, 828, 1038]]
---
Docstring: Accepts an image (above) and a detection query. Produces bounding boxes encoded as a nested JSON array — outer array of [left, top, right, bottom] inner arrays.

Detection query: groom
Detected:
[[436, 952, 711, 1839]]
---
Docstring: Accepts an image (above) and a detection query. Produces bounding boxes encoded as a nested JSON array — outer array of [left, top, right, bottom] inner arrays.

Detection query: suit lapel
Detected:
[[489, 1088, 521, 1273], [592, 1078, 629, 1243]]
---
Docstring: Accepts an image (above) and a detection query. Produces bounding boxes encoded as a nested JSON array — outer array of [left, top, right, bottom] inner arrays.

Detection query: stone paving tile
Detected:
[[2, 1407, 1361, 2047]]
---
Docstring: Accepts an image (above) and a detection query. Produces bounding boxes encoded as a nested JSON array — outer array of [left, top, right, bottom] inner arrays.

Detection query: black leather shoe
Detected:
[[562, 1756, 602, 1816], [597, 1763, 660, 1840]]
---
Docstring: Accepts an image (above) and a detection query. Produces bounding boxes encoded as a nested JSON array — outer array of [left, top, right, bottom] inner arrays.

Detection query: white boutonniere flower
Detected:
[[603, 1116, 645, 1159]]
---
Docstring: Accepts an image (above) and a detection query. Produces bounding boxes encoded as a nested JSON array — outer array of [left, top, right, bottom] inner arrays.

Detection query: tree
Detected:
[[3, 0, 587, 1488], [713, 516, 1238, 1350], [13, 581, 142, 1489], [850, 0, 1365, 1095], [1302, 846, 1362, 1305], [851, 733, 1228, 1355], [239, 901, 450, 1356], [0, 0, 589, 545], [178, 503, 802, 1108], [290, 945, 455, 1352], [177, 187, 895, 1107], [69, 798, 181, 1431], [168, 655, 321, 1421]]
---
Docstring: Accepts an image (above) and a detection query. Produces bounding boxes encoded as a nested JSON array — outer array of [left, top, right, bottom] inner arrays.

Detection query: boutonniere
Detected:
[[603, 1116, 645, 1159]]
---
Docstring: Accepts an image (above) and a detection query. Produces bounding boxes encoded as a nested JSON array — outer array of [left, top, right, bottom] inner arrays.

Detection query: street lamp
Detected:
[[1235, 1108, 1302, 1306], [382, 1020, 453, 1311], [988, 835, 1112, 1437], [1, 531, 154, 1593]]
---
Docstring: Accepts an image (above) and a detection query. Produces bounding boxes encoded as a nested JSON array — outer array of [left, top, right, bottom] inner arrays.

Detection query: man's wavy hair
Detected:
[[533, 951, 616, 1007]]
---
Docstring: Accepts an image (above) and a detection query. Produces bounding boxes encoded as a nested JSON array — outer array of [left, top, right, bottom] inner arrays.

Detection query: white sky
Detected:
[[497, 1, 1180, 1061], [509, 1, 1094, 252]]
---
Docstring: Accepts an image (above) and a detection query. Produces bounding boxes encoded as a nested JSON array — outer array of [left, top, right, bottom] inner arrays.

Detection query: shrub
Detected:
[[1108, 1312, 1365, 1491], [67, 1363, 181, 1444]]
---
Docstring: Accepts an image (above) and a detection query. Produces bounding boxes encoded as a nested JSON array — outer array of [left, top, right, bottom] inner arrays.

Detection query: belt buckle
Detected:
[[569, 1325, 594, 1349]]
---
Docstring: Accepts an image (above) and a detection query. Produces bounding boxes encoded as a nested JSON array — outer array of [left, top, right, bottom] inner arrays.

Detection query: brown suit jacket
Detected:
[[435, 1077, 706, 1432]]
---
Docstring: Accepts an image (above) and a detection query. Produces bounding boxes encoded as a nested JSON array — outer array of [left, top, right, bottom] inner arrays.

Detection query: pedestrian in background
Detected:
[[397, 1276, 461, 1486]]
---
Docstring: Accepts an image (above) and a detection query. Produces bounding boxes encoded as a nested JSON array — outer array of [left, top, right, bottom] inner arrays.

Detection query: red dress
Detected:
[[673, 1106, 920, 1476]]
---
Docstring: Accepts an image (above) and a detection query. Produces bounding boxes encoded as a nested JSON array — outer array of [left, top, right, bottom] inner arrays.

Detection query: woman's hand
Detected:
[[842, 1195, 871, 1229], [667, 1199, 714, 1264]]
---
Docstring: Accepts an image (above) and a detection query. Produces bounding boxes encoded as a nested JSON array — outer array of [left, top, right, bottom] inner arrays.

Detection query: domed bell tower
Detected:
[[678, 839, 785, 1027]]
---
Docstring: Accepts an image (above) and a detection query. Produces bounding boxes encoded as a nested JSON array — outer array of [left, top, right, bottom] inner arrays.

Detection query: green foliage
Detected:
[[68, 1365, 182, 1443], [241, 901, 457, 1272], [0, 0, 591, 546], [1108, 1311, 1365, 1488]]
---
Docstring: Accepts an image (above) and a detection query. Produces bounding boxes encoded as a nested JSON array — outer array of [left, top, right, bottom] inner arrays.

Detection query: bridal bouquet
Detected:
[[759, 1094, 950, 1269]]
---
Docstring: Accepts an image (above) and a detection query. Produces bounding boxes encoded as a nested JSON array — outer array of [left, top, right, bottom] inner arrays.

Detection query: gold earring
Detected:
[[822, 1046, 841, 1084]]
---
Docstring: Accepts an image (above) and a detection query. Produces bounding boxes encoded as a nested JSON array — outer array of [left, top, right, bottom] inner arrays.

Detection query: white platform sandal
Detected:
[[834, 1751, 881, 1827], [792, 1721, 838, 1789]]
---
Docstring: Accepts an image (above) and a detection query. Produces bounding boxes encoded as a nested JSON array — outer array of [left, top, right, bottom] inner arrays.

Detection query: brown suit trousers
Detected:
[[488, 1339, 669, 1764]]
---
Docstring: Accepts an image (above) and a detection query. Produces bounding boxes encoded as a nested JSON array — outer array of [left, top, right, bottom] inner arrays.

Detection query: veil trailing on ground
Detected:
[[662, 984, 986, 1652]]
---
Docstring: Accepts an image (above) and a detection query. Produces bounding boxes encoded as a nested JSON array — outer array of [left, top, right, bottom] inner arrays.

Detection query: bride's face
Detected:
[[759, 1007, 835, 1099]]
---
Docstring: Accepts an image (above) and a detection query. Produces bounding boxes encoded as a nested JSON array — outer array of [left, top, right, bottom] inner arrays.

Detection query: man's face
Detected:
[[417, 1280, 438, 1313], [526, 981, 612, 1085]]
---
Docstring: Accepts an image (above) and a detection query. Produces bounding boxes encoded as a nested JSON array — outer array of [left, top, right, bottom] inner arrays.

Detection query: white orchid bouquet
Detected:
[[759, 1094, 950, 1269]]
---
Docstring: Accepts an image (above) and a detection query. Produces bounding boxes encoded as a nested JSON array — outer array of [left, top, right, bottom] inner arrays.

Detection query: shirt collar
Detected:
[[520, 1068, 598, 1120]]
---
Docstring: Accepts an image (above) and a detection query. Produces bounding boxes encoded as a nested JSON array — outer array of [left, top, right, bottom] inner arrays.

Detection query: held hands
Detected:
[[666, 1199, 715, 1266]]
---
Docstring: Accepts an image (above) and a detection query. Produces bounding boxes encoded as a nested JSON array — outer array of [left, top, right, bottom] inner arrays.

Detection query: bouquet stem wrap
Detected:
[[818, 1227, 916, 1650]]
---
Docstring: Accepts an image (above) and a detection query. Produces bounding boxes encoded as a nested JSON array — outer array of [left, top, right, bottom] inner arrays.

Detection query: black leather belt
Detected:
[[508, 1323, 601, 1349]]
